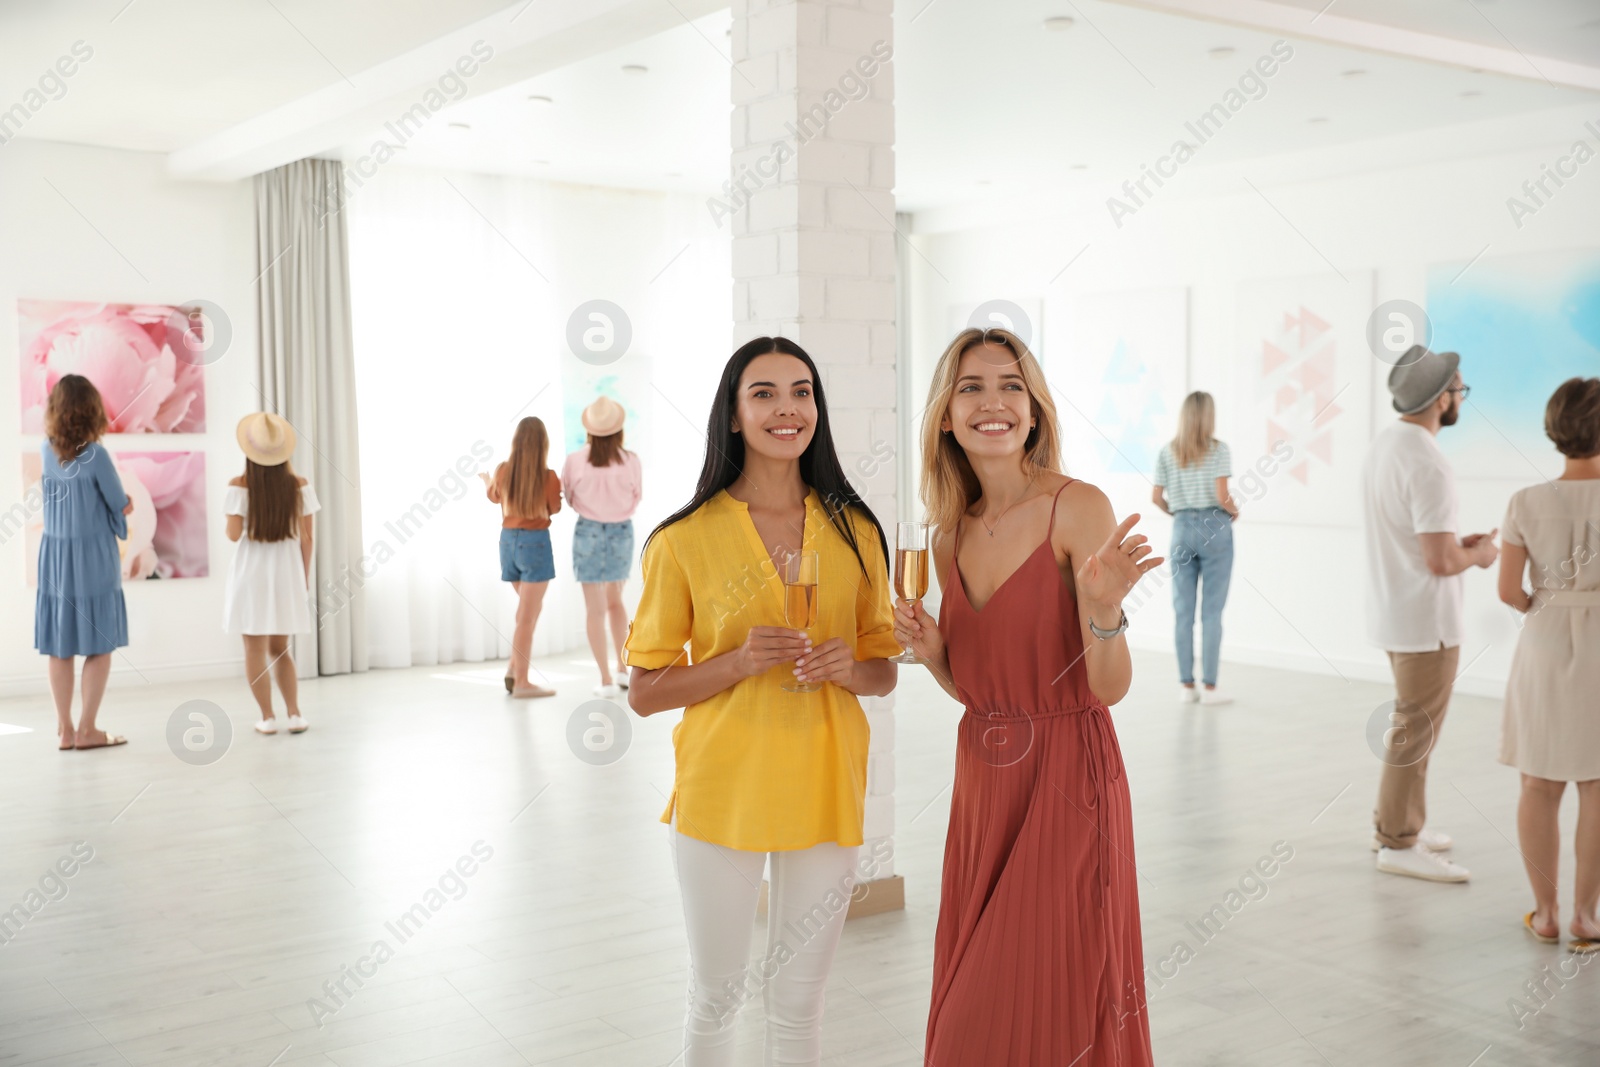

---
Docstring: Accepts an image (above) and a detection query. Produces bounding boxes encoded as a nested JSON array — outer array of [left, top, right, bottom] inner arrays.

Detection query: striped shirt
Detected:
[[1154, 441, 1232, 512]]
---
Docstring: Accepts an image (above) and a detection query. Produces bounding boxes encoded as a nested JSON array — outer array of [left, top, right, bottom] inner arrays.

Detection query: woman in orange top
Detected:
[[626, 337, 899, 1066], [480, 416, 562, 698]]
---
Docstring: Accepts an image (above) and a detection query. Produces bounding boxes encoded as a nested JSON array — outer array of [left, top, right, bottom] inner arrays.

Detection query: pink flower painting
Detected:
[[19, 300, 207, 434], [20, 450, 209, 585]]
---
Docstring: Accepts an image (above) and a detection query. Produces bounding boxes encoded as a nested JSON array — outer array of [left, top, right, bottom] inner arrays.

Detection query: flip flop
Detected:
[[1571, 925, 1600, 954], [511, 685, 556, 699], [57, 729, 74, 751], [74, 730, 127, 750], [504, 673, 515, 694], [1525, 912, 1559, 945]]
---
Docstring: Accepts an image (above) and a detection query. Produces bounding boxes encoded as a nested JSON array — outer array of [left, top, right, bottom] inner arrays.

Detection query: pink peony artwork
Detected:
[[19, 299, 207, 434], [20, 450, 209, 585]]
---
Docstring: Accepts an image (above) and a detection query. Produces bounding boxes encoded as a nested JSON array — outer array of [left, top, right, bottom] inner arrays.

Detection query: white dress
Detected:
[[223, 483, 320, 635]]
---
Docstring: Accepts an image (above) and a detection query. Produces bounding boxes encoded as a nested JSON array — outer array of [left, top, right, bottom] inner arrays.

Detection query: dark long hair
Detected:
[[649, 337, 888, 578], [244, 459, 302, 542]]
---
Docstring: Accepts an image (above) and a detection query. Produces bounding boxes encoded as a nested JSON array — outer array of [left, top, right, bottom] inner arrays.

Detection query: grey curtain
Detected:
[[253, 159, 367, 676]]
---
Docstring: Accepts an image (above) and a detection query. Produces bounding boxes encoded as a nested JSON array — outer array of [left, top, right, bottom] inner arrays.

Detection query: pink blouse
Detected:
[[560, 447, 642, 523]]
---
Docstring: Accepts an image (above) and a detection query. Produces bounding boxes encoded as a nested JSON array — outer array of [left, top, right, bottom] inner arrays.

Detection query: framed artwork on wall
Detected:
[[20, 450, 209, 584], [1231, 270, 1374, 527], [19, 299, 209, 434], [1428, 249, 1600, 482]]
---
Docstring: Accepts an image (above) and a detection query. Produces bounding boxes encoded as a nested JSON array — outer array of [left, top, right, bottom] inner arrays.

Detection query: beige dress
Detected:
[[1500, 480, 1600, 781]]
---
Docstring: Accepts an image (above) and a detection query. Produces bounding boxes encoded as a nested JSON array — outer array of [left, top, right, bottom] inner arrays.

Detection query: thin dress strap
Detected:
[[1045, 478, 1075, 539]]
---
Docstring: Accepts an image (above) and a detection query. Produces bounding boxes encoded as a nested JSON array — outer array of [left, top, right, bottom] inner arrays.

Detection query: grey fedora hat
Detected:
[[1388, 346, 1460, 415]]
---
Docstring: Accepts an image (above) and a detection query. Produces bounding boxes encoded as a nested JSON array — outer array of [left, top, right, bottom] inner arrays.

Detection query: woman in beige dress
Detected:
[[1498, 377, 1600, 951]]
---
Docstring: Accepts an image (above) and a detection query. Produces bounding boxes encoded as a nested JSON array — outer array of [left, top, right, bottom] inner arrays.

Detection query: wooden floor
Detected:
[[3, 648, 1599, 1066]]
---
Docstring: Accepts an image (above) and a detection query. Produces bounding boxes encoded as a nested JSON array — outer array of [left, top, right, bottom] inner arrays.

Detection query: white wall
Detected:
[[905, 110, 1600, 698], [0, 140, 256, 696]]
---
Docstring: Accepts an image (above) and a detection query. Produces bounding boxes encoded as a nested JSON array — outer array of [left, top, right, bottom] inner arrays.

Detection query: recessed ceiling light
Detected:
[[666, 171, 682, 177], [622, 64, 648, 76], [1341, 69, 1365, 78], [1070, 163, 1088, 170], [976, 179, 992, 186], [526, 94, 553, 105], [1461, 89, 1481, 98], [533, 159, 550, 165], [1043, 16, 1074, 31], [448, 122, 471, 131], [1208, 46, 1235, 59], [1308, 116, 1329, 124]]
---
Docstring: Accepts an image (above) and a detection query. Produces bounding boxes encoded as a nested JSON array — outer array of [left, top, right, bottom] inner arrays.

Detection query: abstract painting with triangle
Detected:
[[1235, 272, 1373, 525], [1260, 305, 1342, 485]]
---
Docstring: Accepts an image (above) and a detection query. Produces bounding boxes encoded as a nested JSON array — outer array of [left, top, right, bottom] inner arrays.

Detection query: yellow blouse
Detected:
[[624, 488, 900, 852]]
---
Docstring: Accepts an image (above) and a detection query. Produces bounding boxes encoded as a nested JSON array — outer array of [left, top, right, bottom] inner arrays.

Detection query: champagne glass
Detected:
[[782, 550, 821, 693], [893, 522, 929, 664]]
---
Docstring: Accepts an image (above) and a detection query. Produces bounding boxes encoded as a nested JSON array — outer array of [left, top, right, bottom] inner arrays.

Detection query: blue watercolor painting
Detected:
[[1429, 250, 1600, 480]]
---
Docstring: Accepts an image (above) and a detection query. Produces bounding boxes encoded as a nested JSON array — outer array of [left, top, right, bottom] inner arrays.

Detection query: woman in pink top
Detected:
[[562, 396, 643, 697]]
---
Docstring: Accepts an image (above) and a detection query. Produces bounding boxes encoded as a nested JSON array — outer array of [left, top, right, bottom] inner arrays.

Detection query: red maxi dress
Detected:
[[925, 481, 1154, 1066]]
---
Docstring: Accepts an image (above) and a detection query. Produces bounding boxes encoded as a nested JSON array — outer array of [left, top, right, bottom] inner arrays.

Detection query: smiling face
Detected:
[[941, 342, 1036, 457], [734, 352, 817, 460]]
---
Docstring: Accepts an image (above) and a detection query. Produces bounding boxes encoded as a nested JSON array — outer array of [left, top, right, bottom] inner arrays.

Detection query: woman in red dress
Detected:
[[894, 328, 1160, 1066]]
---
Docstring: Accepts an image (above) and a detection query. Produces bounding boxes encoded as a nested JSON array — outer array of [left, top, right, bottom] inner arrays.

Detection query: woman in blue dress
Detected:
[[36, 374, 133, 750]]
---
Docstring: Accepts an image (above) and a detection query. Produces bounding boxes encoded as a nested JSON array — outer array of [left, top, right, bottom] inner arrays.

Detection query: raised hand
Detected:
[[1076, 512, 1164, 610]]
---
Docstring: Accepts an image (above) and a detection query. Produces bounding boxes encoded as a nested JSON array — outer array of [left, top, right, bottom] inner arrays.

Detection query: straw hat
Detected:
[[236, 412, 296, 466], [581, 396, 626, 437]]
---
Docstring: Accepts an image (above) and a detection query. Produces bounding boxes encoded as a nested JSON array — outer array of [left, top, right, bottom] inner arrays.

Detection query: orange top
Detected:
[[488, 464, 562, 530]]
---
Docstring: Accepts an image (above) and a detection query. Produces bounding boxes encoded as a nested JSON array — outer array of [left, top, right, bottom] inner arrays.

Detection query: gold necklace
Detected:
[[978, 476, 1037, 537]]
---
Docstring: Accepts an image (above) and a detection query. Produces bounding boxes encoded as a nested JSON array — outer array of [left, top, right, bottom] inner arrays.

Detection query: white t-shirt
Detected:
[[1363, 421, 1463, 652]]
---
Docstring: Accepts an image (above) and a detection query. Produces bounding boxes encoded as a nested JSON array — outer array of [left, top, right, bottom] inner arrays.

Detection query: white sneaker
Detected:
[[286, 715, 308, 734], [1376, 844, 1470, 883], [1200, 688, 1232, 706], [1371, 827, 1452, 853], [1178, 686, 1200, 704], [594, 683, 622, 699], [254, 718, 278, 735]]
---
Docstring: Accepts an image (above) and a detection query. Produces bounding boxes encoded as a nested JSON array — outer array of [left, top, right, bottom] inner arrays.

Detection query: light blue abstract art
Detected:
[[1429, 250, 1600, 480]]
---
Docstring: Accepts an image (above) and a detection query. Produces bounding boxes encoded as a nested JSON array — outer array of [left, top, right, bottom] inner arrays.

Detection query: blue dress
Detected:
[[34, 440, 130, 658]]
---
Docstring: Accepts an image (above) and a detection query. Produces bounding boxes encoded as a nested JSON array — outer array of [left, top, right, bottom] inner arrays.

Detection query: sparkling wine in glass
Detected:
[[893, 522, 929, 664], [782, 550, 821, 693]]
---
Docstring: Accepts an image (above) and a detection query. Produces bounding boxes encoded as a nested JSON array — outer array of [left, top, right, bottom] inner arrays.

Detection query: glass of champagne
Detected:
[[782, 550, 821, 693], [893, 522, 929, 664]]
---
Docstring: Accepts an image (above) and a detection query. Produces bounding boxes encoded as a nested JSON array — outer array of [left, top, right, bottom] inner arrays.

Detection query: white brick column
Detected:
[[728, 0, 902, 912]]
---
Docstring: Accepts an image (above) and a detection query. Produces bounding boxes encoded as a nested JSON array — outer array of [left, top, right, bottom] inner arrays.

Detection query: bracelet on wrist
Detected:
[[1088, 608, 1130, 641]]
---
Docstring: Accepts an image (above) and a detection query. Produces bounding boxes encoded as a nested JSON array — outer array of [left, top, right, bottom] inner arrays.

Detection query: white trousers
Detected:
[[670, 824, 860, 1067]]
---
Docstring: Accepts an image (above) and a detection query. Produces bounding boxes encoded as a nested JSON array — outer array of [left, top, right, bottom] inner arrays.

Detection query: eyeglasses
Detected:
[[1449, 384, 1471, 402]]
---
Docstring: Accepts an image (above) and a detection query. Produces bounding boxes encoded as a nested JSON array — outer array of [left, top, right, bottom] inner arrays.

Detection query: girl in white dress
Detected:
[[224, 413, 319, 735]]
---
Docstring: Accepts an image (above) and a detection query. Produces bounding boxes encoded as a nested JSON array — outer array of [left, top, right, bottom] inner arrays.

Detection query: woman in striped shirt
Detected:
[[1153, 391, 1238, 705]]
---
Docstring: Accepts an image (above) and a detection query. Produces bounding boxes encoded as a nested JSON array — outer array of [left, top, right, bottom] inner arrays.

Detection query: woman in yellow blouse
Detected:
[[626, 336, 899, 1066]]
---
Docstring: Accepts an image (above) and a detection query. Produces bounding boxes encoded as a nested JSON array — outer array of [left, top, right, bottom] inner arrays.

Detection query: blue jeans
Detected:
[[1171, 507, 1234, 687]]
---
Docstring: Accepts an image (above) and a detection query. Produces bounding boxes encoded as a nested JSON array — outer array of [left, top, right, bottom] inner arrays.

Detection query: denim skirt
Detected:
[[499, 527, 555, 583], [572, 517, 633, 583]]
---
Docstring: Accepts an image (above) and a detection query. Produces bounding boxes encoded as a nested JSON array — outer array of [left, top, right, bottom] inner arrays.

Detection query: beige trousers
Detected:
[[1374, 644, 1460, 850]]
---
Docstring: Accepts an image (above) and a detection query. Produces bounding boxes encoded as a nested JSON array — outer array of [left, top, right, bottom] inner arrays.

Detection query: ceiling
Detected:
[[3, 0, 1598, 213]]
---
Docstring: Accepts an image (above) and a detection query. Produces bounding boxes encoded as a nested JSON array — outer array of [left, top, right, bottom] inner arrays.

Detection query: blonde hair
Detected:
[[919, 327, 1063, 536], [1172, 391, 1217, 468]]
